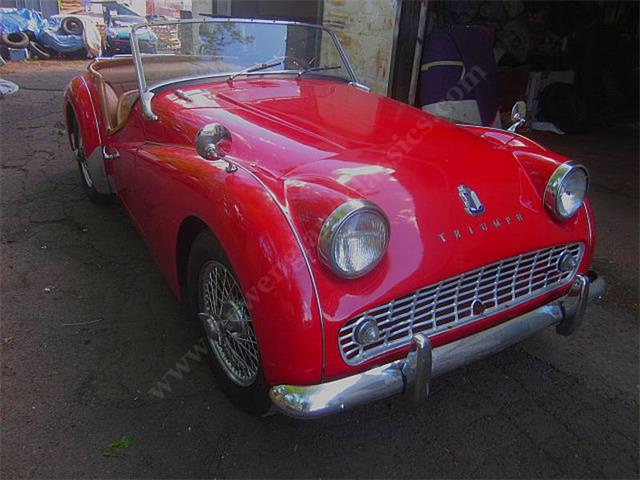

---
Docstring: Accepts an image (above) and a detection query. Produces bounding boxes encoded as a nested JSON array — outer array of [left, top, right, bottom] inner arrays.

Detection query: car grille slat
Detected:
[[338, 243, 584, 365]]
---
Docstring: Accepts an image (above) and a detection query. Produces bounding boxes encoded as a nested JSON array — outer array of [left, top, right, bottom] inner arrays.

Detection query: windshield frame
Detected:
[[130, 17, 360, 120]]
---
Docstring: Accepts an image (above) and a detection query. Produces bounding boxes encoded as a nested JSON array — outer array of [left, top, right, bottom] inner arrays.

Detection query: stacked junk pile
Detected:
[[419, 1, 638, 134], [0, 7, 101, 61]]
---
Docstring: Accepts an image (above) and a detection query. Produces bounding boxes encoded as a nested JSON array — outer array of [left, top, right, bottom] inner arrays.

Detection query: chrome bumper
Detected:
[[270, 272, 605, 419]]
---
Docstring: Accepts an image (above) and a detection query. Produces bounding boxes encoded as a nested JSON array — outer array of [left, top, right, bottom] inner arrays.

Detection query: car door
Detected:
[[103, 105, 147, 235], [129, 112, 208, 281]]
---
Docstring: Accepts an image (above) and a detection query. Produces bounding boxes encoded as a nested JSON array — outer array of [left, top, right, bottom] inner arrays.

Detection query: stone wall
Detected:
[[322, 0, 398, 95]]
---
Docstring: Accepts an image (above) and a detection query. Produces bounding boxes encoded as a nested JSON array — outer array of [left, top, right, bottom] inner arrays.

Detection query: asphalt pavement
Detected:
[[1, 61, 638, 478]]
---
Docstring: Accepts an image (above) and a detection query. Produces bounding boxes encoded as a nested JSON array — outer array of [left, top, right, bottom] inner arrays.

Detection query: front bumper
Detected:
[[270, 272, 605, 418]]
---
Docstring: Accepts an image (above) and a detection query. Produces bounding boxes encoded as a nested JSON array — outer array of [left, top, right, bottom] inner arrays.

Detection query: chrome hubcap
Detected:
[[198, 312, 221, 342], [198, 261, 259, 386]]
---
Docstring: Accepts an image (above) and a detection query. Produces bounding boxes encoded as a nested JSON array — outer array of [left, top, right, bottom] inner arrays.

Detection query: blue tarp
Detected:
[[39, 15, 84, 53], [0, 8, 46, 36], [0, 8, 88, 54]]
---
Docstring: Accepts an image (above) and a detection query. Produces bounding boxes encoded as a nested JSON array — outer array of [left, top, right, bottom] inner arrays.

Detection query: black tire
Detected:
[[27, 41, 51, 60], [62, 17, 84, 35], [1, 32, 29, 49], [71, 117, 112, 205], [186, 230, 271, 415]]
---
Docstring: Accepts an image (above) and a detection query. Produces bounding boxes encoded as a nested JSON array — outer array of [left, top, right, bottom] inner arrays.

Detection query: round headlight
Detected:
[[544, 162, 589, 220], [318, 200, 389, 278]]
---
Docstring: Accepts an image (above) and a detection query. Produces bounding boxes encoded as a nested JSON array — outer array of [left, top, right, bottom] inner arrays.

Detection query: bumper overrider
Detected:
[[270, 272, 605, 418]]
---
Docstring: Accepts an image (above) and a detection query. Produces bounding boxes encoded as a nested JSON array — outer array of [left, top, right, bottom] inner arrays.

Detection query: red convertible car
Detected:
[[63, 18, 605, 418]]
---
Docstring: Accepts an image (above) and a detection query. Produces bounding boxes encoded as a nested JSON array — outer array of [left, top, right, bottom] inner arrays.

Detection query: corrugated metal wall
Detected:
[[0, 0, 60, 17]]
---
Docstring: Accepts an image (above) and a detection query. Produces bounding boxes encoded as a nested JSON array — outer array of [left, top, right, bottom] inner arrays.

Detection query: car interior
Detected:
[[88, 55, 227, 134]]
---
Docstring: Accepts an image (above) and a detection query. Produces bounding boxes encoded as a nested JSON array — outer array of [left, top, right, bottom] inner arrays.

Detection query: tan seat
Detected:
[[89, 58, 139, 135], [116, 90, 139, 127], [100, 84, 139, 134], [88, 55, 223, 134], [103, 82, 119, 129]]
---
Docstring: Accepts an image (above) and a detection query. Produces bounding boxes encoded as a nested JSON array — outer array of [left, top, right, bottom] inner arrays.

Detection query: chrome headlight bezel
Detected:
[[318, 199, 390, 279], [543, 161, 589, 221]]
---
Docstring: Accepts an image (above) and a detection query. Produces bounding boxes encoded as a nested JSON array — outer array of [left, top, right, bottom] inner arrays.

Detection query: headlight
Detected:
[[318, 200, 389, 278], [544, 161, 589, 220]]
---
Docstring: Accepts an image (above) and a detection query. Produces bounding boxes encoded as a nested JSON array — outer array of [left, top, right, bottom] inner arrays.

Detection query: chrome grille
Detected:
[[339, 243, 584, 365]]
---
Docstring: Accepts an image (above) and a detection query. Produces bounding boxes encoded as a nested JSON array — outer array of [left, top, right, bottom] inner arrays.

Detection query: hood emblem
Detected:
[[458, 185, 485, 216]]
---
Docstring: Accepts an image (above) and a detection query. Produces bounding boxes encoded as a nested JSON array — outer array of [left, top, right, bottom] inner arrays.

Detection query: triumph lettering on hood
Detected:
[[438, 213, 524, 243]]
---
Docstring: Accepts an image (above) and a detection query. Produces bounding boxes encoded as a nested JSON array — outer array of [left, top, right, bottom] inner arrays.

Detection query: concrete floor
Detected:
[[1, 61, 638, 478]]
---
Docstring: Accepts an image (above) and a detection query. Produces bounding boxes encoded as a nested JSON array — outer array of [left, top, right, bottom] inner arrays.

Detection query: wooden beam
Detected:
[[389, 0, 428, 105]]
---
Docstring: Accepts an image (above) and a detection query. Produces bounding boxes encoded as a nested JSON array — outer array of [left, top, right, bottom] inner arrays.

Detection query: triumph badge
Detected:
[[458, 185, 485, 216]]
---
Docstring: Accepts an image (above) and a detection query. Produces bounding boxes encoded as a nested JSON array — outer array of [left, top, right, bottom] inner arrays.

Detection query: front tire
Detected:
[[186, 230, 271, 415], [71, 118, 111, 205]]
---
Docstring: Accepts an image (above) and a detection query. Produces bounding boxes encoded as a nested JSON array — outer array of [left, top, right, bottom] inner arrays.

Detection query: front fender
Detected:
[[462, 126, 596, 267], [64, 75, 112, 194], [64, 74, 105, 158], [135, 145, 324, 387]]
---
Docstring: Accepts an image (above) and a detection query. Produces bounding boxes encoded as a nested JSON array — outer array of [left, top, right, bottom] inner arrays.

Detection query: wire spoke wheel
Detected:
[[73, 127, 94, 188], [198, 260, 259, 387], [70, 118, 110, 205], [79, 156, 94, 188]]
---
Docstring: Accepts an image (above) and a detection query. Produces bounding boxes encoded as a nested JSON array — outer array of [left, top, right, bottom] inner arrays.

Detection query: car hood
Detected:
[[152, 78, 592, 319], [153, 78, 541, 191]]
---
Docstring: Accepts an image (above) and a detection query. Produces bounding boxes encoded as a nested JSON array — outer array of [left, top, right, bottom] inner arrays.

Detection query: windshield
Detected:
[[132, 20, 354, 90]]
